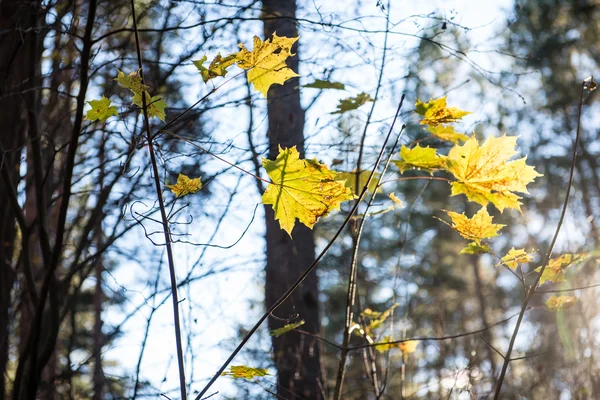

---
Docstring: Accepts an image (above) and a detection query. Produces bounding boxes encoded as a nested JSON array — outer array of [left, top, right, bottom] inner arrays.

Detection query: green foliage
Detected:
[[393, 145, 446, 174], [115, 69, 167, 121], [270, 320, 305, 337], [331, 92, 373, 114], [304, 79, 345, 90], [192, 53, 237, 82]]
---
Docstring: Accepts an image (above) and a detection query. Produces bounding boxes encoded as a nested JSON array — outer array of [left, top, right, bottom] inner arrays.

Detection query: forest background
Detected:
[[1, 0, 599, 399]]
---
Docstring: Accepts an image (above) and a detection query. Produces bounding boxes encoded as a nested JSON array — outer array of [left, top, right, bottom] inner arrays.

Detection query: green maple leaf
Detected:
[[331, 92, 373, 114], [115, 69, 167, 121], [132, 91, 167, 121], [270, 320, 305, 337], [85, 97, 118, 122], [192, 53, 237, 83], [393, 145, 446, 174], [304, 79, 345, 90], [262, 146, 355, 236], [460, 242, 492, 255], [115, 69, 149, 96]]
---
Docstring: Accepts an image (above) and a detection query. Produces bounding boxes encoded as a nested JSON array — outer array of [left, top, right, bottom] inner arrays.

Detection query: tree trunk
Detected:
[[262, 1, 324, 398], [0, 0, 39, 397]]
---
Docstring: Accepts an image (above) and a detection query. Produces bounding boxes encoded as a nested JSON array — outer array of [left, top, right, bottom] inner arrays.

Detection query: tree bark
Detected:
[[262, 1, 324, 398], [0, 1, 39, 397]]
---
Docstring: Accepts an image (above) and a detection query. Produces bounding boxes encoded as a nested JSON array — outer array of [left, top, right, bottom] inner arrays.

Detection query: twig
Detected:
[[129, 1, 187, 399], [492, 79, 589, 399]]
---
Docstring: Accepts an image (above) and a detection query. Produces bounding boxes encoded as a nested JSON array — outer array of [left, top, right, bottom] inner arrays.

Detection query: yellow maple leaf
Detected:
[[361, 304, 398, 335], [375, 337, 419, 360], [221, 365, 270, 379], [545, 295, 578, 311], [115, 69, 167, 121], [399, 340, 419, 354], [166, 174, 202, 197], [85, 97, 118, 122], [415, 96, 471, 126], [499, 248, 533, 270], [441, 207, 505, 245], [393, 145, 446, 174], [445, 135, 542, 212], [262, 146, 354, 236], [336, 170, 380, 194], [236, 33, 299, 97], [535, 253, 585, 284], [115, 69, 149, 95], [428, 125, 469, 144]]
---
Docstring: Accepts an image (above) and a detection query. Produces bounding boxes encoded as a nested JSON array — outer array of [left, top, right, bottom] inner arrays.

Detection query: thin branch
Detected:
[[349, 310, 522, 351], [493, 79, 589, 399], [129, 1, 187, 399]]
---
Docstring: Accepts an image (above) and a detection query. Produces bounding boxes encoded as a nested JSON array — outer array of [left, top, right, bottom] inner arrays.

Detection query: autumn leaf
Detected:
[[441, 207, 505, 245], [499, 248, 533, 270], [336, 170, 380, 194], [85, 97, 118, 122], [546, 295, 578, 311], [393, 145, 446, 174], [445, 135, 542, 212], [270, 320, 305, 337], [428, 125, 469, 144], [192, 53, 237, 83], [535, 254, 585, 285], [361, 304, 399, 335], [389, 192, 403, 207], [303, 79, 345, 90], [115, 69, 149, 95], [375, 337, 419, 359], [132, 91, 167, 121], [460, 242, 491, 255], [236, 33, 299, 97], [262, 146, 354, 236], [331, 92, 373, 114], [166, 174, 202, 197], [221, 365, 270, 379], [115, 69, 167, 121], [415, 96, 471, 126]]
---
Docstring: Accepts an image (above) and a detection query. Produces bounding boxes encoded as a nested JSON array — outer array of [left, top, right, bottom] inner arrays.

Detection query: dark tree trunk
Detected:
[[0, 1, 38, 398], [262, 1, 324, 398]]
